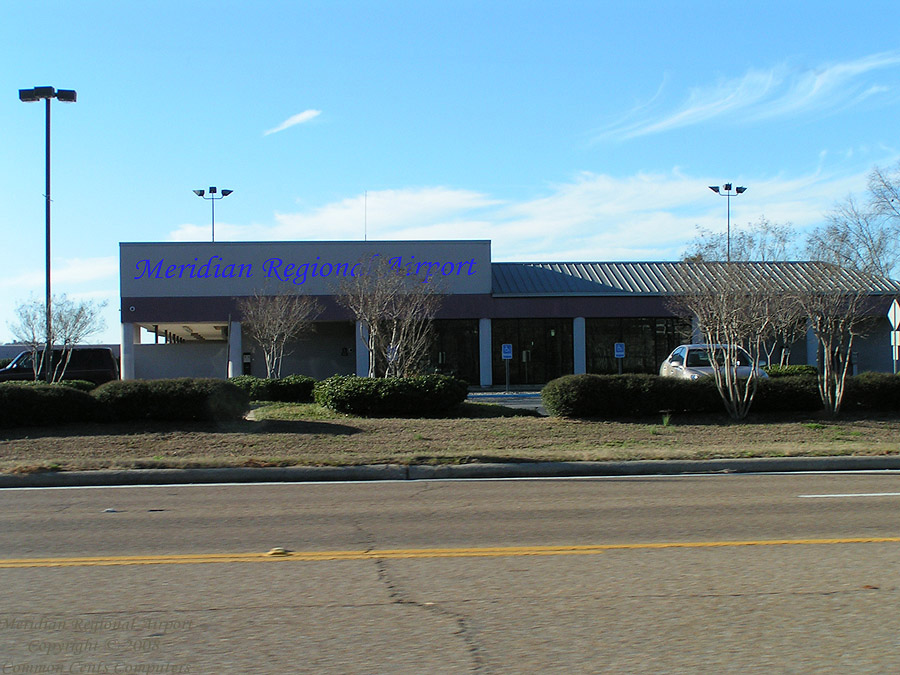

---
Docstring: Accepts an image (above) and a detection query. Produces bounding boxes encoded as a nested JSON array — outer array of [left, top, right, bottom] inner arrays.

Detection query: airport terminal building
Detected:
[[120, 240, 900, 386]]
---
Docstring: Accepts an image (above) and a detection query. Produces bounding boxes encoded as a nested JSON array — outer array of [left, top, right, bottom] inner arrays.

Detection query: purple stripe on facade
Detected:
[[122, 293, 679, 324]]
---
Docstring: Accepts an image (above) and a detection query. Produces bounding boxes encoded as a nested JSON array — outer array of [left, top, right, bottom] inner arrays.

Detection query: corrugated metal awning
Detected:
[[491, 261, 900, 296]]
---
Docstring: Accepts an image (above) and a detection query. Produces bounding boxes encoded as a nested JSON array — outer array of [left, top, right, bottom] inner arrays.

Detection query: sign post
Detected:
[[614, 342, 625, 375], [889, 300, 900, 374], [501, 343, 513, 392]]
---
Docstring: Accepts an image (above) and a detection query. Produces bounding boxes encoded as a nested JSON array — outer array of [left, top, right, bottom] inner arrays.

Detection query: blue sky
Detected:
[[3, 1, 900, 343]]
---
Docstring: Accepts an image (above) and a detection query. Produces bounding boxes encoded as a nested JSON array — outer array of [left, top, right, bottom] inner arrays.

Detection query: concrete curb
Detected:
[[2, 455, 900, 488]]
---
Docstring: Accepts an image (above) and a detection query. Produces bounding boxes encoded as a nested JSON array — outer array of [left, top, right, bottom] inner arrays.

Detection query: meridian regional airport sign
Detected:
[[120, 240, 492, 298]]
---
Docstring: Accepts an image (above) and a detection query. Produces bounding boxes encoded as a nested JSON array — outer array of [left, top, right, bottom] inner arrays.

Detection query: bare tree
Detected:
[[796, 268, 875, 416], [8, 298, 45, 380], [683, 216, 799, 263], [867, 163, 900, 222], [766, 298, 808, 367], [237, 292, 322, 379], [669, 264, 772, 419], [337, 256, 443, 378], [809, 162, 900, 280], [810, 196, 900, 279], [684, 219, 806, 366], [802, 215, 885, 415], [8, 294, 107, 382]]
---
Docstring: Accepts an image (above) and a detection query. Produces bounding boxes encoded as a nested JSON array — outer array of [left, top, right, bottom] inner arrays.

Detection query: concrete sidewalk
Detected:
[[3, 455, 900, 488]]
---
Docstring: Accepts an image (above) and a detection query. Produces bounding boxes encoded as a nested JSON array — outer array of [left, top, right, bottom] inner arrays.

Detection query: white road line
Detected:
[[2, 471, 900, 491], [798, 493, 900, 498]]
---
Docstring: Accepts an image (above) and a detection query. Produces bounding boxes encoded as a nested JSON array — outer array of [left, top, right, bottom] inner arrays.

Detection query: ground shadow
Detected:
[[0, 417, 361, 441]]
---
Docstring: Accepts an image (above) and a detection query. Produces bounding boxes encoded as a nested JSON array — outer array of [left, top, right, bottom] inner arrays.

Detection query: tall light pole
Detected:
[[708, 183, 747, 262], [193, 187, 233, 242], [19, 86, 77, 382]]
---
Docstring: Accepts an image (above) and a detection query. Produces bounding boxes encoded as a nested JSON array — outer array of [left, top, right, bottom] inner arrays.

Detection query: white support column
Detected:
[[228, 321, 242, 378], [479, 318, 492, 387], [573, 317, 586, 374], [120, 323, 139, 380], [355, 321, 370, 377]]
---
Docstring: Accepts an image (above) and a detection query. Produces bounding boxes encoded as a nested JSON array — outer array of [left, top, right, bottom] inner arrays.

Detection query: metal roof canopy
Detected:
[[491, 261, 900, 297]]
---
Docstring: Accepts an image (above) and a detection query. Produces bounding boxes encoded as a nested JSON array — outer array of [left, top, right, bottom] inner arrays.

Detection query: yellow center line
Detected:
[[1, 537, 899, 568]]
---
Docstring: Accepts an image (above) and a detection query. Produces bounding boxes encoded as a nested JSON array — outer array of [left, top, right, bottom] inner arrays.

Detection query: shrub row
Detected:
[[228, 374, 316, 402], [844, 372, 900, 411], [2, 379, 97, 392], [93, 379, 249, 422], [314, 374, 469, 416], [1, 374, 468, 426], [541, 374, 716, 418], [541, 373, 827, 418], [0, 382, 104, 428], [0, 378, 249, 428], [541, 372, 900, 418], [764, 364, 819, 378]]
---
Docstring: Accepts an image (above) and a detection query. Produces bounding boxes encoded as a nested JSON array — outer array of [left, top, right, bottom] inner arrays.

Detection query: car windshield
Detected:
[[9, 352, 34, 369], [686, 348, 752, 368]]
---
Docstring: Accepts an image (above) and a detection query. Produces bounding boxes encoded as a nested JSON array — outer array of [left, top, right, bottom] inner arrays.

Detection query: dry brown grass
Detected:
[[1, 401, 899, 474]]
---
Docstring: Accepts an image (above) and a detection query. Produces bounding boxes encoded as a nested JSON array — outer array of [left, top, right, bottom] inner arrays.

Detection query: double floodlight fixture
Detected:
[[708, 183, 746, 195], [193, 186, 233, 242], [708, 183, 748, 262], [193, 187, 233, 198], [19, 86, 77, 103]]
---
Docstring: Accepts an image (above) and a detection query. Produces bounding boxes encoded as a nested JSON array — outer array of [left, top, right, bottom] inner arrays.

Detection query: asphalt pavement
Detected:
[[2, 473, 900, 673]]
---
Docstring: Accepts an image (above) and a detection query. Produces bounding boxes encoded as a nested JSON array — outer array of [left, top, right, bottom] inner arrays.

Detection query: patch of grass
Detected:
[[1, 409, 900, 474], [250, 402, 344, 421], [455, 402, 541, 418]]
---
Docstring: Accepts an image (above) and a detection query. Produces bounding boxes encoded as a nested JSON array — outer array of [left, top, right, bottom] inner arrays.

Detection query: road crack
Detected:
[[353, 520, 489, 673]]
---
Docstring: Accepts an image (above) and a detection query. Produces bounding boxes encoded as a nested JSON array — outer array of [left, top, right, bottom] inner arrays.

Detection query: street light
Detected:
[[193, 187, 233, 242], [708, 183, 747, 262], [19, 86, 77, 382]]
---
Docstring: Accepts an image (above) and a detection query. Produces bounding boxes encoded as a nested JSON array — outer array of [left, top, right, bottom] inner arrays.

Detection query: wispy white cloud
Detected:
[[263, 109, 322, 136], [169, 187, 501, 242], [0, 256, 118, 290], [167, 161, 886, 264], [597, 52, 900, 141], [0, 258, 120, 343]]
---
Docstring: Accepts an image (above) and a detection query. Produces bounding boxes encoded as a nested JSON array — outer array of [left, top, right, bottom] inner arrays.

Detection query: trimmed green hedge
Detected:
[[314, 374, 469, 416], [753, 376, 822, 413], [764, 364, 819, 378], [270, 374, 316, 402], [1, 379, 96, 392], [541, 374, 721, 418], [0, 383, 104, 427], [844, 372, 900, 411], [228, 375, 273, 401], [541, 373, 825, 418], [229, 374, 317, 402], [58, 379, 98, 392], [92, 378, 249, 422]]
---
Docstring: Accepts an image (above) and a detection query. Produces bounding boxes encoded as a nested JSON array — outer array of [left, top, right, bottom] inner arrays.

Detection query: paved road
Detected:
[[467, 391, 546, 415], [1, 473, 899, 673]]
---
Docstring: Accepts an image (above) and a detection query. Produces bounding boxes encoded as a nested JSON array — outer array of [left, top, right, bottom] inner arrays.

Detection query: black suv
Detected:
[[0, 347, 119, 385]]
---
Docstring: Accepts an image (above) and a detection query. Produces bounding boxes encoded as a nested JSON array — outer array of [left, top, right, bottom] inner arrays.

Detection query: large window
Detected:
[[429, 319, 480, 384], [491, 318, 574, 385], [586, 318, 692, 374]]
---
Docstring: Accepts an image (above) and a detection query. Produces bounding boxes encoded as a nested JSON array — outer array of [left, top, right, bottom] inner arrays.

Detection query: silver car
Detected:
[[659, 344, 767, 380]]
